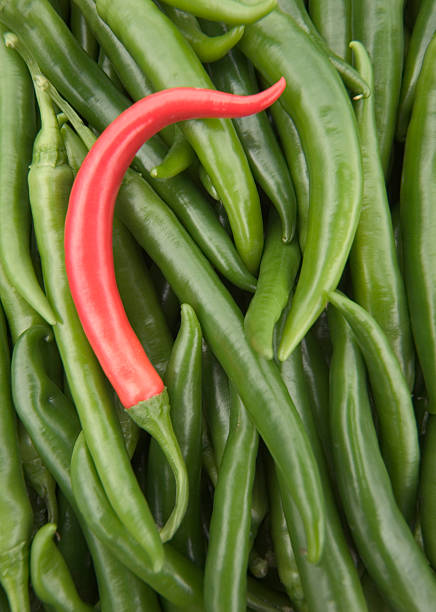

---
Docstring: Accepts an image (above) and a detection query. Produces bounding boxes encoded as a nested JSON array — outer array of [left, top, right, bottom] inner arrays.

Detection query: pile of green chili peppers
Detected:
[[0, 0, 436, 610]]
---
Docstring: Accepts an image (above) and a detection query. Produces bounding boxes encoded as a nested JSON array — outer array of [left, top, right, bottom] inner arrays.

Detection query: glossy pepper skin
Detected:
[[351, 0, 405, 173], [0, 23, 55, 325], [328, 307, 436, 612], [160, 6, 244, 63], [30, 523, 93, 612], [419, 415, 436, 569], [276, 329, 367, 612], [152, 0, 277, 24], [0, 0, 257, 292], [204, 389, 258, 612], [277, 0, 369, 97], [329, 290, 419, 523], [71, 433, 205, 611], [266, 459, 305, 611], [244, 210, 300, 359], [239, 9, 362, 360], [70, 2, 99, 60], [0, 305, 33, 612], [147, 304, 205, 566], [268, 99, 310, 251], [349, 41, 415, 390], [400, 34, 436, 414], [11, 325, 162, 612], [96, 0, 265, 274], [308, 0, 352, 61], [205, 29, 298, 243], [396, 0, 436, 140]]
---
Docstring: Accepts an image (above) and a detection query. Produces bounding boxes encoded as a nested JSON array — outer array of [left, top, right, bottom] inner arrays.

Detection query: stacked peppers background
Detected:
[[0, 0, 435, 610]]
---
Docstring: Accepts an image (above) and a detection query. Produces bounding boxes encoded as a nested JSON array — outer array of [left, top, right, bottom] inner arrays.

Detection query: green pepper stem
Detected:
[[128, 389, 189, 542]]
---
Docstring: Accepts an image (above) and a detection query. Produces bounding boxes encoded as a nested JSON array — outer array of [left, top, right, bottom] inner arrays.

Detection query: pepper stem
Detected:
[[128, 389, 189, 542]]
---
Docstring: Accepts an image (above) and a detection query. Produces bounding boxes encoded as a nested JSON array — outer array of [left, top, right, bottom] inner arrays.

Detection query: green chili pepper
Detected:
[[204, 389, 259, 612], [116, 168, 326, 564], [0, 258, 44, 345], [56, 493, 97, 605], [328, 307, 436, 612], [113, 219, 174, 378], [400, 33, 436, 414], [245, 578, 293, 612], [97, 47, 124, 91], [419, 415, 436, 569], [277, 325, 367, 612], [151, 0, 277, 24], [70, 3, 99, 60], [149, 263, 180, 336], [202, 343, 231, 469], [160, 6, 244, 63], [239, 9, 362, 361], [150, 127, 197, 179], [0, 23, 55, 326], [268, 99, 309, 251], [267, 460, 306, 611], [351, 0, 405, 173], [276, 0, 370, 97], [0, 305, 32, 612], [18, 424, 58, 524], [349, 40, 415, 389], [308, 0, 352, 61], [396, 0, 436, 140], [71, 433, 205, 611], [147, 304, 205, 566], [329, 290, 419, 523], [30, 523, 93, 612], [300, 327, 333, 476], [96, 0, 265, 274], [9, 36, 164, 570], [11, 325, 162, 612], [245, 210, 300, 359], [205, 31, 297, 243]]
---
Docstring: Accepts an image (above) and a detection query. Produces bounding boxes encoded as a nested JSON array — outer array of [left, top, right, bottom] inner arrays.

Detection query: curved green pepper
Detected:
[[329, 307, 436, 611], [0, 305, 32, 612], [239, 9, 362, 360], [30, 523, 93, 612], [160, 6, 244, 63], [329, 290, 419, 523], [0, 23, 55, 325], [400, 32, 436, 414], [147, 304, 205, 565], [349, 40, 415, 390]]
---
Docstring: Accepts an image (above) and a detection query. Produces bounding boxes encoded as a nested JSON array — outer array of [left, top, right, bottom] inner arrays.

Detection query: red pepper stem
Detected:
[[127, 388, 188, 542]]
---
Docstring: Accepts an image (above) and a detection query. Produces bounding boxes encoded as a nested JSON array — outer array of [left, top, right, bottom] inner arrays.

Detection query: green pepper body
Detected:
[[204, 390, 258, 612], [0, 23, 55, 325], [239, 9, 362, 360], [329, 308, 436, 612], [400, 34, 436, 414], [0, 306, 32, 612], [351, 0, 405, 173]]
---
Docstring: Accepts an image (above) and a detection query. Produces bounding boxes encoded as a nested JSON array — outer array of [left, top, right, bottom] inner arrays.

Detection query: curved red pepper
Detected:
[[65, 80, 285, 409]]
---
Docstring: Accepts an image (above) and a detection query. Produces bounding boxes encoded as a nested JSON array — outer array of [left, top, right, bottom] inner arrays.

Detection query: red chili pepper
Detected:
[[65, 80, 285, 409]]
